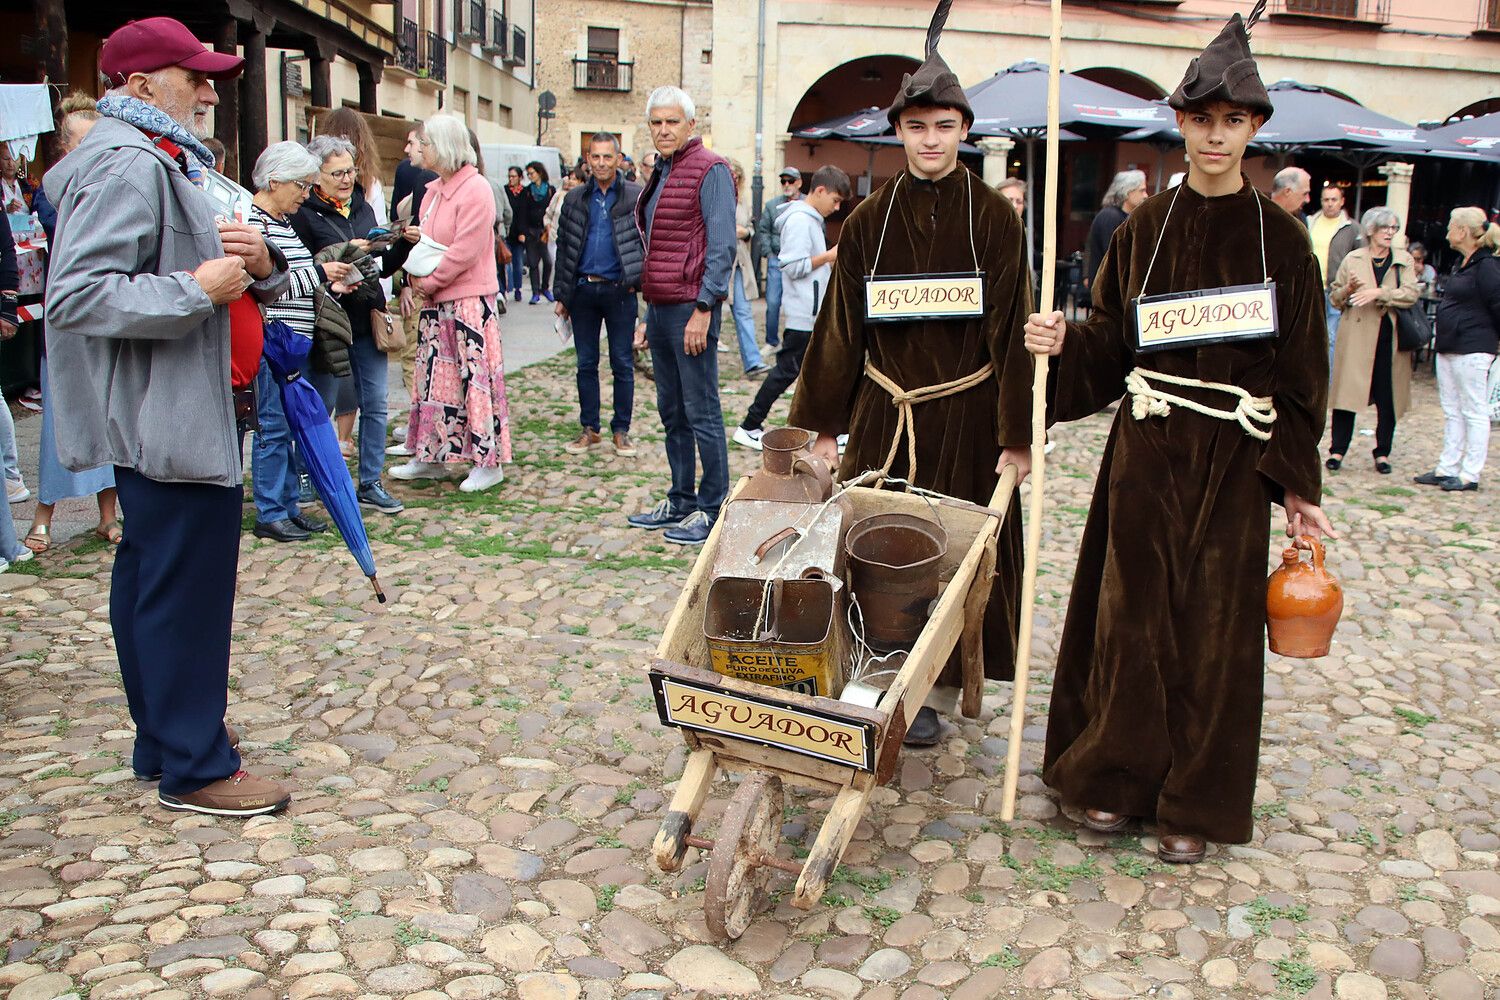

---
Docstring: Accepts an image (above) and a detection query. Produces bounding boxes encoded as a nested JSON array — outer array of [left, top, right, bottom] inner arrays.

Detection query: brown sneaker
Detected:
[[159, 770, 291, 817], [613, 432, 638, 457], [564, 429, 602, 455]]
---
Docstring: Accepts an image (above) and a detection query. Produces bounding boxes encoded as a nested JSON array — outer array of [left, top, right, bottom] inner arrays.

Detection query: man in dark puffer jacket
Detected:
[[553, 132, 645, 458]]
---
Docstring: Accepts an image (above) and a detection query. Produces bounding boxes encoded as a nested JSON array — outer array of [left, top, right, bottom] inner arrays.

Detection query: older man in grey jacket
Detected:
[[46, 17, 291, 817]]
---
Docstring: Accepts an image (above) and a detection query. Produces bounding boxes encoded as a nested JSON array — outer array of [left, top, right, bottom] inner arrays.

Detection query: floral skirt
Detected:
[[408, 296, 512, 466]]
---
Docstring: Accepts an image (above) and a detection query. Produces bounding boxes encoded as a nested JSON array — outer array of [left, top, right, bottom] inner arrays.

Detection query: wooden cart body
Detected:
[[649, 474, 1015, 937]]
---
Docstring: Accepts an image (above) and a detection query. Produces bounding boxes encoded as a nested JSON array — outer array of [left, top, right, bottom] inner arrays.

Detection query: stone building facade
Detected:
[[534, 0, 712, 170]]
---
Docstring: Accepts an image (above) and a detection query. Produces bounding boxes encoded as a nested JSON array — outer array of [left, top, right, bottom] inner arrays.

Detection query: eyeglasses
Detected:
[[326, 167, 359, 181], [1375, 224, 1400, 232], [287, 180, 312, 192]]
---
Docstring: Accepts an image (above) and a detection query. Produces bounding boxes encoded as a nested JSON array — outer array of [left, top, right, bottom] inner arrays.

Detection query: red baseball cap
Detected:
[[100, 17, 245, 84]]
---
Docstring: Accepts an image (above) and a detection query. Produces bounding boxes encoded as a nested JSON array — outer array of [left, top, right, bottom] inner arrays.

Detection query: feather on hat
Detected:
[[887, 0, 974, 128], [1167, 0, 1274, 121]]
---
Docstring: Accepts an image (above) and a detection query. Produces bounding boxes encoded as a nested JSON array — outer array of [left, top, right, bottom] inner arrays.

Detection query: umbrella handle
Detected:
[[370, 575, 387, 604]]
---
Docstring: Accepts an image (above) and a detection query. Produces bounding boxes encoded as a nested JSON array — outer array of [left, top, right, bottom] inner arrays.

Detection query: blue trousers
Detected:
[[111, 466, 242, 796], [730, 266, 763, 370], [1326, 292, 1342, 373], [251, 360, 302, 523], [764, 255, 783, 346], [571, 281, 638, 434], [310, 332, 389, 488], [647, 301, 729, 519], [504, 237, 525, 292]]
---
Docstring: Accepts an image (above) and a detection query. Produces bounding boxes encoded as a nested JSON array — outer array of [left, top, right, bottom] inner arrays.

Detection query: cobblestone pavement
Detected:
[[0, 352, 1496, 1000]]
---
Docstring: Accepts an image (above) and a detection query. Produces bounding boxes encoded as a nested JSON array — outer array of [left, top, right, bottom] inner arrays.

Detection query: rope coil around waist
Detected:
[[864, 360, 995, 485], [1124, 368, 1277, 441]]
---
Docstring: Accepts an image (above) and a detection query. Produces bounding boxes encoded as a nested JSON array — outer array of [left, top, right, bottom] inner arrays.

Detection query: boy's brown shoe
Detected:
[[135, 723, 241, 782], [159, 770, 291, 817]]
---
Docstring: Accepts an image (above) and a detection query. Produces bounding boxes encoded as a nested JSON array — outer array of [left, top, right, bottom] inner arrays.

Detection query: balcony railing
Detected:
[[486, 11, 508, 53], [510, 26, 527, 64], [573, 57, 633, 92], [395, 17, 420, 74], [468, 0, 486, 43], [424, 30, 447, 83], [1270, 0, 1389, 25]]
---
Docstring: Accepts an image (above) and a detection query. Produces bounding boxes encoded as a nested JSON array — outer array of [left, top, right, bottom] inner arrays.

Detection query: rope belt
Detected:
[[864, 360, 995, 485], [1124, 368, 1277, 442]]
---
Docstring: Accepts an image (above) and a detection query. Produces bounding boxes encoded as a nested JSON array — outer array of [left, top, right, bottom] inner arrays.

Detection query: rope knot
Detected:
[[1124, 368, 1277, 442]]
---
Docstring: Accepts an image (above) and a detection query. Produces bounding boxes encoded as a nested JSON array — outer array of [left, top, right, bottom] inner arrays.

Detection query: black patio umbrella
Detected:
[[790, 107, 892, 142], [962, 60, 1172, 260], [1420, 112, 1500, 163]]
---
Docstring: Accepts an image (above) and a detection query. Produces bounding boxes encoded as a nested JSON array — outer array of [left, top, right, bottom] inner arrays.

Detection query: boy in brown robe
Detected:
[[1023, 2, 1336, 863], [790, 0, 1034, 747]]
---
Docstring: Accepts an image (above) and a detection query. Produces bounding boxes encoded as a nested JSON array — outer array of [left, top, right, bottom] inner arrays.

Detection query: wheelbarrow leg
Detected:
[[654, 748, 716, 873], [793, 783, 871, 910]]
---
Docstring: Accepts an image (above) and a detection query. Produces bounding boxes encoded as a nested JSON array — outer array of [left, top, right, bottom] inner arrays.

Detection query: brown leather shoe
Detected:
[[564, 429, 602, 454], [159, 770, 291, 817], [612, 432, 638, 457], [1157, 832, 1207, 864], [1083, 809, 1132, 833]]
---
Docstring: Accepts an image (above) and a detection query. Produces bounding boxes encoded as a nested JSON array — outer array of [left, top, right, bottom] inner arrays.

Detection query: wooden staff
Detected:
[[999, 0, 1064, 822]]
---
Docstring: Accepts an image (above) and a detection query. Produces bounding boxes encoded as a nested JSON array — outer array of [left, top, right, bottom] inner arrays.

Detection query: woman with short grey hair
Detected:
[[246, 140, 361, 542], [1327, 206, 1419, 473], [1086, 170, 1149, 290], [417, 114, 475, 175]]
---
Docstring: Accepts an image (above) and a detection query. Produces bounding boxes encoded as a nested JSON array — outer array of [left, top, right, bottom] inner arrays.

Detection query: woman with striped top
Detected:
[[247, 141, 360, 543]]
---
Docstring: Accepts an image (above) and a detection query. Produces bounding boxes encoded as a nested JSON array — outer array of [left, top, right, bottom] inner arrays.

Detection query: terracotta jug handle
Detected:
[[793, 455, 834, 499], [1294, 534, 1326, 569]]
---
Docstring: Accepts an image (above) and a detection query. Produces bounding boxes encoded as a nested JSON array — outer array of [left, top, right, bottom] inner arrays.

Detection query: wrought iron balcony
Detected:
[[574, 58, 633, 92], [395, 17, 420, 74], [510, 26, 527, 65], [424, 30, 447, 83], [486, 12, 508, 54], [468, 0, 486, 44], [1270, 0, 1390, 25]]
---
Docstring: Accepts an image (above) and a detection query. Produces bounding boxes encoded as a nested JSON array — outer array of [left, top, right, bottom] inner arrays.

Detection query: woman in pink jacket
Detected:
[[390, 114, 511, 493]]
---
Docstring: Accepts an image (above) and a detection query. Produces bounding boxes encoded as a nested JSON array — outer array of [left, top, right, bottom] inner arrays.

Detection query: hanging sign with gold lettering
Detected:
[[864, 171, 985, 324], [650, 671, 877, 772], [1133, 282, 1278, 353], [1131, 183, 1279, 354]]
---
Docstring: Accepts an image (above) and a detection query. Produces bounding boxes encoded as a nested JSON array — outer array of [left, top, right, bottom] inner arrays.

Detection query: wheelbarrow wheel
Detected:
[[704, 770, 784, 940]]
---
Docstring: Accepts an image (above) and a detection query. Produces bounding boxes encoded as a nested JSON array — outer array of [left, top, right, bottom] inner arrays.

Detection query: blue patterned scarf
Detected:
[[95, 95, 216, 178]]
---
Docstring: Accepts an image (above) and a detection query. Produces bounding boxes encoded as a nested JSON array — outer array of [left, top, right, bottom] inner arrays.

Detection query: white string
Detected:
[[1138, 183, 1182, 297], [870, 174, 903, 278], [966, 170, 979, 276]]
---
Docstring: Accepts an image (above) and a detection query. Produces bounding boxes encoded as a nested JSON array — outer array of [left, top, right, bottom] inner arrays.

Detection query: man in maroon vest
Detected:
[[627, 86, 737, 546]]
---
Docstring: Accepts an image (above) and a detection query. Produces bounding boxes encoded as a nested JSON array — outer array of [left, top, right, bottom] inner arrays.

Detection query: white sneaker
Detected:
[[0, 550, 33, 573], [392, 425, 407, 442], [459, 465, 505, 492], [6, 480, 28, 504], [385, 443, 413, 457], [389, 461, 448, 481], [1044, 440, 1057, 455], [836, 434, 849, 455], [732, 426, 764, 451]]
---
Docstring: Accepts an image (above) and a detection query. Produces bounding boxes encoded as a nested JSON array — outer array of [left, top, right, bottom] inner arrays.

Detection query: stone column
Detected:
[[1380, 161, 1415, 250], [977, 137, 1015, 187]]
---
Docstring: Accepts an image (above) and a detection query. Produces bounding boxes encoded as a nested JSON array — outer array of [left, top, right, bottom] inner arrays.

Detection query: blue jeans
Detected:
[[647, 301, 729, 519], [251, 360, 301, 523], [310, 332, 389, 487], [0, 385, 19, 485], [1326, 292, 1342, 372], [764, 255, 783, 346], [0, 480, 20, 562], [571, 281, 638, 434], [504, 237, 525, 292], [730, 266, 763, 370]]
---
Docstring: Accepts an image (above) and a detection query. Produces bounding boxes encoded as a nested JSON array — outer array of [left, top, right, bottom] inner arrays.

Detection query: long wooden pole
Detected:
[[999, 0, 1063, 822]]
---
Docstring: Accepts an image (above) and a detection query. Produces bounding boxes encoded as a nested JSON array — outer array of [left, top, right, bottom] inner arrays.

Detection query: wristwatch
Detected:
[[694, 299, 713, 313]]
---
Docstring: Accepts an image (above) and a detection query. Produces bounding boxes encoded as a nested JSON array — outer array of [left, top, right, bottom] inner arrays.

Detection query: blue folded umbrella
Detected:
[[260, 319, 386, 603]]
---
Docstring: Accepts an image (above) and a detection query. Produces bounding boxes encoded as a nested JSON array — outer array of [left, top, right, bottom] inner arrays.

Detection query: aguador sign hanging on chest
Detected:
[[1133, 282, 1279, 353], [865, 272, 986, 323]]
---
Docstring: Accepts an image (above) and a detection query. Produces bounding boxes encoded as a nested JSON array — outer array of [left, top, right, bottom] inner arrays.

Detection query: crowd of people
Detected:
[[0, 6, 1495, 838]]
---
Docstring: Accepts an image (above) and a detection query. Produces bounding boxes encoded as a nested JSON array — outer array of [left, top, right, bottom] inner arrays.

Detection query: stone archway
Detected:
[[786, 54, 920, 129], [1070, 66, 1167, 102]]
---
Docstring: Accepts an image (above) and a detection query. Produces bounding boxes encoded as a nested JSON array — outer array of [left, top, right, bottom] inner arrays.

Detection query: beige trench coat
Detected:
[[1329, 246, 1420, 418], [734, 198, 759, 301]]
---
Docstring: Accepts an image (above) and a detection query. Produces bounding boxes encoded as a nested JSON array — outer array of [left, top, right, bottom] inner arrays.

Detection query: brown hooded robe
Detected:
[[1040, 178, 1328, 844], [788, 165, 1034, 687]]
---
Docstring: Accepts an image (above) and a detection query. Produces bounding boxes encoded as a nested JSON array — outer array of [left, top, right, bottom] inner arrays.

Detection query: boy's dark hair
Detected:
[[810, 165, 851, 199]]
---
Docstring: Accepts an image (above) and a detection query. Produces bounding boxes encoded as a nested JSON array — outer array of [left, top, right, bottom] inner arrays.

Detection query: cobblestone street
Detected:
[[0, 353, 1496, 1000]]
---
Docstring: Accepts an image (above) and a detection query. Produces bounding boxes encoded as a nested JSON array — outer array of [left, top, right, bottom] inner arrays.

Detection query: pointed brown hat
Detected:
[[887, 0, 974, 128], [1167, 0, 1275, 121]]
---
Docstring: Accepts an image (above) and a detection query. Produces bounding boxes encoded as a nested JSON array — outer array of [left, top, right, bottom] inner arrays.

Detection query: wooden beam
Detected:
[[239, 23, 269, 188], [214, 17, 241, 181], [357, 60, 381, 114]]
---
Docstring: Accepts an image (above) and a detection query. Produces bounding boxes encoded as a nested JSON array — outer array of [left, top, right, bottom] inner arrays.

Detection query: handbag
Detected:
[[371, 308, 405, 354], [403, 233, 448, 278], [1392, 264, 1430, 353]]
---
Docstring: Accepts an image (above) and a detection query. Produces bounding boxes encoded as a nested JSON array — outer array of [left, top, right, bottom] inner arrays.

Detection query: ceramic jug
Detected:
[[1266, 535, 1343, 658], [738, 426, 833, 504]]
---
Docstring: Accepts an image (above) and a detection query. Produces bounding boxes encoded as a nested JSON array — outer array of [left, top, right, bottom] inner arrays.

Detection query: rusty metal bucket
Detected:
[[844, 513, 947, 654]]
